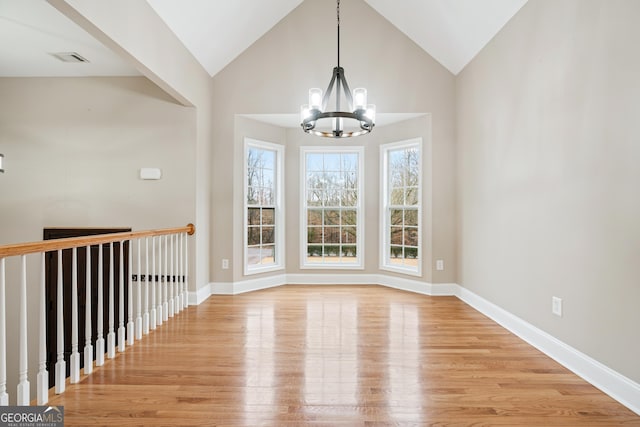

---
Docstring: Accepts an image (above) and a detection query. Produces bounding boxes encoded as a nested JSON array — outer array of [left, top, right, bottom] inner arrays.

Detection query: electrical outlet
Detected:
[[436, 259, 444, 271], [222, 259, 229, 269], [552, 296, 562, 317]]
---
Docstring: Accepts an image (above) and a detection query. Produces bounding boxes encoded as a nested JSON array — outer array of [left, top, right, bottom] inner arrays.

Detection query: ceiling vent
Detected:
[[50, 52, 90, 63]]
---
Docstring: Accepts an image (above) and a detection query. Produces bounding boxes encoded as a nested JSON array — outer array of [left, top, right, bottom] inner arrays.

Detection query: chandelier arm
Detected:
[[321, 68, 338, 112], [338, 70, 354, 112]]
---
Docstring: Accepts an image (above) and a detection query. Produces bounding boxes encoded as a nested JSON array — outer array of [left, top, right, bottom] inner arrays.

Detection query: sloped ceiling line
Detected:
[[0, 0, 528, 78]]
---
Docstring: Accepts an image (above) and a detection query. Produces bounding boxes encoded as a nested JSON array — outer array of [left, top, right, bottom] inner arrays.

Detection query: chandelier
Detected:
[[300, 0, 375, 138]]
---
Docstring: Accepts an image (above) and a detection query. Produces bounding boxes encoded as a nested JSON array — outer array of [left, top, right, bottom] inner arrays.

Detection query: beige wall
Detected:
[[456, 0, 640, 383], [48, 0, 214, 291], [0, 77, 195, 241], [0, 76, 196, 402], [212, 0, 457, 284]]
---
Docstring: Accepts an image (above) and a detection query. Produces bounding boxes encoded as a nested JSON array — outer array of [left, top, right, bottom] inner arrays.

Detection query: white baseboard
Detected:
[[188, 276, 639, 415], [456, 286, 640, 416], [377, 274, 458, 296], [188, 282, 212, 305], [286, 273, 380, 285]]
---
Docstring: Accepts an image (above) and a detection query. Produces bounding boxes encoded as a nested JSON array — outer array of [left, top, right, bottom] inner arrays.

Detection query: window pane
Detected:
[[405, 187, 418, 206], [404, 227, 418, 246], [342, 245, 357, 259], [324, 187, 340, 207], [324, 210, 340, 226], [308, 227, 323, 244], [390, 227, 403, 245], [390, 245, 402, 259], [307, 190, 322, 206], [341, 153, 357, 171], [262, 227, 275, 245], [261, 169, 274, 189], [405, 247, 418, 259], [262, 188, 274, 205], [247, 188, 259, 205], [405, 209, 418, 227], [342, 209, 356, 226], [324, 245, 339, 257], [308, 245, 322, 258], [308, 209, 322, 226], [390, 188, 404, 205], [307, 171, 324, 190], [324, 227, 340, 244], [247, 247, 260, 266], [261, 245, 275, 264], [390, 209, 403, 226], [344, 171, 358, 189], [307, 153, 324, 171], [247, 227, 260, 246], [341, 227, 357, 244], [324, 153, 340, 171], [262, 208, 275, 225], [248, 208, 260, 225], [341, 190, 357, 207]]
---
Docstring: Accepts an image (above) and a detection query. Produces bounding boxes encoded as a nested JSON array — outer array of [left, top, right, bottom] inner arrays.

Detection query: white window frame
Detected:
[[380, 138, 422, 276], [244, 138, 285, 275], [300, 146, 364, 269]]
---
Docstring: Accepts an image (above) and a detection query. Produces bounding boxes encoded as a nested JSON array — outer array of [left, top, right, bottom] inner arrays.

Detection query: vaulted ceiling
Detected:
[[0, 0, 527, 78]]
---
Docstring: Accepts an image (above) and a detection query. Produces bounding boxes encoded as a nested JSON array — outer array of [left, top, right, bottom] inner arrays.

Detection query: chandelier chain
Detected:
[[337, 0, 341, 69]]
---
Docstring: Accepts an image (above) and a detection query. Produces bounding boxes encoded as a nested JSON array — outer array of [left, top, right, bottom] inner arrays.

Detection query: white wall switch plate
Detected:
[[552, 296, 562, 317], [436, 259, 444, 271], [139, 167, 162, 180], [222, 259, 229, 269]]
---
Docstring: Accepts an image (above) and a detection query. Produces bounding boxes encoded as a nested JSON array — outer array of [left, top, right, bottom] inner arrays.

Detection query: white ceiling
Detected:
[[365, 0, 528, 74], [0, 0, 139, 77], [0, 0, 527, 78], [147, 0, 305, 79]]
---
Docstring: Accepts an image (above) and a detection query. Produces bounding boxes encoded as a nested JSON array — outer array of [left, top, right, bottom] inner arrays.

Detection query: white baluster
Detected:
[[37, 254, 48, 404], [168, 234, 174, 318], [163, 235, 168, 321], [96, 245, 105, 367], [150, 237, 156, 330], [127, 240, 134, 345], [156, 237, 163, 326], [178, 233, 184, 311], [135, 239, 142, 340], [0, 258, 8, 405], [70, 248, 80, 383], [118, 241, 125, 352], [184, 232, 189, 308], [17, 256, 30, 405], [143, 237, 149, 335], [107, 242, 115, 359], [84, 245, 93, 376], [54, 251, 65, 394], [175, 235, 180, 314]]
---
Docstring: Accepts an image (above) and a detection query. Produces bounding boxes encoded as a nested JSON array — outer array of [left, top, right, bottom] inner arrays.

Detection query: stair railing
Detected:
[[0, 223, 194, 405]]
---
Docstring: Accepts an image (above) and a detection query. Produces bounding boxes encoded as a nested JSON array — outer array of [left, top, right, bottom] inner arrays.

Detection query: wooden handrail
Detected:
[[0, 223, 195, 259]]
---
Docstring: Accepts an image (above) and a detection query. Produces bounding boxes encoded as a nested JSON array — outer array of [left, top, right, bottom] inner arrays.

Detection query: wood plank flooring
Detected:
[[47, 285, 640, 426]]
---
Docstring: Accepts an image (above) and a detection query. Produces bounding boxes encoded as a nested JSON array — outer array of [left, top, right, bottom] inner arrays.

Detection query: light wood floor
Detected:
[[48, 285, 640, 426]]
